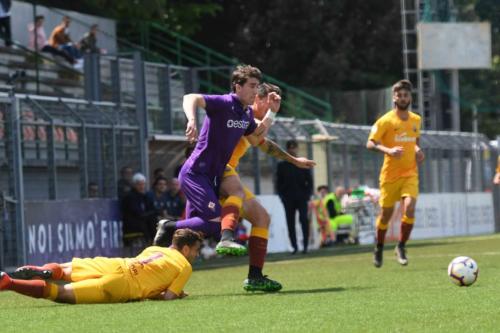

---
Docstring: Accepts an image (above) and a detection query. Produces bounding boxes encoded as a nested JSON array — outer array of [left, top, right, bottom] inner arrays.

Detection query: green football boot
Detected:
[[243, 275, 282, 292], [215, 240, 248, 256]]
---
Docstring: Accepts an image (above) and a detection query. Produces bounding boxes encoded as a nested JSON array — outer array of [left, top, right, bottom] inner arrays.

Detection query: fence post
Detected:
[[10, 96, 26, 266], [133, 52, 149, 178], [162, 65, 172, 134], [84, 53, 101, 101]]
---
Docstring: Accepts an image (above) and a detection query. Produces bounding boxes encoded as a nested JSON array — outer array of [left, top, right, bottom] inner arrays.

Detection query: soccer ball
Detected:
[[447, 256, 479, 287]]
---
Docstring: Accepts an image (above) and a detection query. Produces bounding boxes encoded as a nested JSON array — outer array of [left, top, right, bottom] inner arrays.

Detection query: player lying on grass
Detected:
[[154, 83, 315, 292], [0, 229, 202, 304]]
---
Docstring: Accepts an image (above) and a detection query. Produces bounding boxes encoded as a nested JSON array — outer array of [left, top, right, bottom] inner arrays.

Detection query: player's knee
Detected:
[[259, 210, 271, 228], [55, 285, 76, 304], [380, 208, 393, 222]]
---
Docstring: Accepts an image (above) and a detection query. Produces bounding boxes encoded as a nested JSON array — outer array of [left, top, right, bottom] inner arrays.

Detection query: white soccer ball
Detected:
[[447, 256, 479, 287]]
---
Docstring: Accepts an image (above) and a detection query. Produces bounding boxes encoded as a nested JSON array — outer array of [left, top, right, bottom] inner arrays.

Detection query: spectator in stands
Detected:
[[0, 0, 12, 47], [165, 177, 185, 219], [146, 176, 170, 218], [153, 167, 166, 181], [28, 15, 75, 65], [174, 145, 195, 178], [121, 173, 158, 243], [276, 140, 313, 254], [87, 182, 99, 198], [79, 24, 100, 54], [49, 16, 82, 63], [117, 166, 133, 199]]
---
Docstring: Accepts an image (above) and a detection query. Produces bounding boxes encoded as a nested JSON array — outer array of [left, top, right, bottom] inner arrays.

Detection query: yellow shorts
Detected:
[[379, 176, 419, 208], [222, 165, 256, 201], [70, 257, 132, 304]]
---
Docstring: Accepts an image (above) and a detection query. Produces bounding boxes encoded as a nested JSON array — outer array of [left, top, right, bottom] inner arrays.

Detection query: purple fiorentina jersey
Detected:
[[183, 93, 257, 178]]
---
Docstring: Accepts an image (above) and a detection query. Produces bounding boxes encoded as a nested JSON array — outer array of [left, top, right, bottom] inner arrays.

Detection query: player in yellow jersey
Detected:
[[366, 79, 425, 268], [493, 155, 500, 185], [0, 229, 202, 303]]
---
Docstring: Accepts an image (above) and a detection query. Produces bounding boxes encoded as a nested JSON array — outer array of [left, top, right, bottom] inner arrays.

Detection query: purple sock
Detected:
[[175, 217, 221, 238]]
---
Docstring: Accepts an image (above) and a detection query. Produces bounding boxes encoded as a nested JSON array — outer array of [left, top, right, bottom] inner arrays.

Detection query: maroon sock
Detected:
[[249, 236, 268, 269], [7, 278, 48, 298], [399, 223, 414, 244], [376, 228, 388, 246]]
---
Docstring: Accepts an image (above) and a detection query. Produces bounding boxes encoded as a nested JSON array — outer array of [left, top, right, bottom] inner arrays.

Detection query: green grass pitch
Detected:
[[2, 234, 500, 333]]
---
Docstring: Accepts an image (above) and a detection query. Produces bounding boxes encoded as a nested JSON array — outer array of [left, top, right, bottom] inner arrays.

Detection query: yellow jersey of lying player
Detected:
[[125, 246, 192, 299], [369, 109, 421, 183]]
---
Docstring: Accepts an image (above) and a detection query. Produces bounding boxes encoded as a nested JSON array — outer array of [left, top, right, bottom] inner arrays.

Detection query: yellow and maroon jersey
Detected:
[[228, 137, 252, 168], [368, 109, 421, 183], [125, 246, 192, 299], [496, 156, 500, 173]]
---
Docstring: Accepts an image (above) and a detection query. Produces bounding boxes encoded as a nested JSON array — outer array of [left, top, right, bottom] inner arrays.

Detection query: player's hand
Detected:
[[416, 149, 425, 163], [267, 92, 281, 113], [387, 146, 403, 158], [293, 157, 316, 169], [185, 119, 198, 143]]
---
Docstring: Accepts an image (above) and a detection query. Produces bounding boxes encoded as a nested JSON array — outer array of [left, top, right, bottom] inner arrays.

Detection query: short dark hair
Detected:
[[317, 185, 329, 192], [153, 176, 168, 188], [153, 168, 164, 176], [231, 65, 262, 92], [392, 79, 413, 93], [257, 83, 281, 98], [172, 229, 203, 249], [35, 15, 44, 22], [286, 140, 298, 149]]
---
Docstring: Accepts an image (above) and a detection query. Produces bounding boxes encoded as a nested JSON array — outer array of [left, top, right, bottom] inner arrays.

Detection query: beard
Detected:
[[395, 101, 410, 111]]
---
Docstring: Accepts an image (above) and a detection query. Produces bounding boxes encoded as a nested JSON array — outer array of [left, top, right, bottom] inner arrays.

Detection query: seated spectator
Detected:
[[87, 182, 99, 198], [117, 166, 133, 199], [28, 15, 75, 64], [49, 16, 82, 65], [146, 176, 170, 218], [79, 24, 100, 54], [165, 177, 185, 219], [121, 173, 158, 243]]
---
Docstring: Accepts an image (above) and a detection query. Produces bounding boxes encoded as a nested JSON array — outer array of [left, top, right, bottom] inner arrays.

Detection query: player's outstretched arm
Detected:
[[152, 289, 187, 301], [252, 92, 282, 136], [257, 138, 315, 168], [183, 94, 206, 143]]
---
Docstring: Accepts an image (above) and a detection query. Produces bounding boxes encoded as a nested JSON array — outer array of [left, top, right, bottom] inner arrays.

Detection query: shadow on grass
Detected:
[[195, 240, 455, 271], [188, 285, 372, 299]]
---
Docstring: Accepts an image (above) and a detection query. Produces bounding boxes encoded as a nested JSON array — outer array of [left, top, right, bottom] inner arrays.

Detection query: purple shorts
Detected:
[[178, 168, 221, 221]]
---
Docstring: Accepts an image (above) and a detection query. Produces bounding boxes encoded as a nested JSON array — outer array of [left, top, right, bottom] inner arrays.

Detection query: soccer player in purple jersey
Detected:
[[153, 65, 277, 256]]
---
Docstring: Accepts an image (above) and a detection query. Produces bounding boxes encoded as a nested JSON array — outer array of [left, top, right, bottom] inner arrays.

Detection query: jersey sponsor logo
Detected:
[[227, 119, 250, 129], [394, 132, 416, 142], [208, 201, 216, 211]]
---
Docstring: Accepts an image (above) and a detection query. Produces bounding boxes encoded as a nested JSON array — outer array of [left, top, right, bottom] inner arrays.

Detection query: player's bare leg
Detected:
[[242, 198, 282, 292], [216, 174, 248, 256], [373, 206, 394, 268], [395, 196, 416, 266]]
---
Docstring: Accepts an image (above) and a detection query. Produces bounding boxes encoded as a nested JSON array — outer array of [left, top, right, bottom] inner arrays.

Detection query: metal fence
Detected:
[[0, 93, 143, 267], [237, 118, 499, 197]]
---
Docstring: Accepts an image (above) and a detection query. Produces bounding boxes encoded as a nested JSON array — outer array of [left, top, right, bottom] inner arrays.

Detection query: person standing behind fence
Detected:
[[276, 140, 313, 254], [493, 155, 500, 185], [117, 166, 133, 199], [366, 79, 425, 268], [0, 0, 12, 47], [165, 177, 185, 219], [146, 176, 170, 218], [121, 173, 158, 243]]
